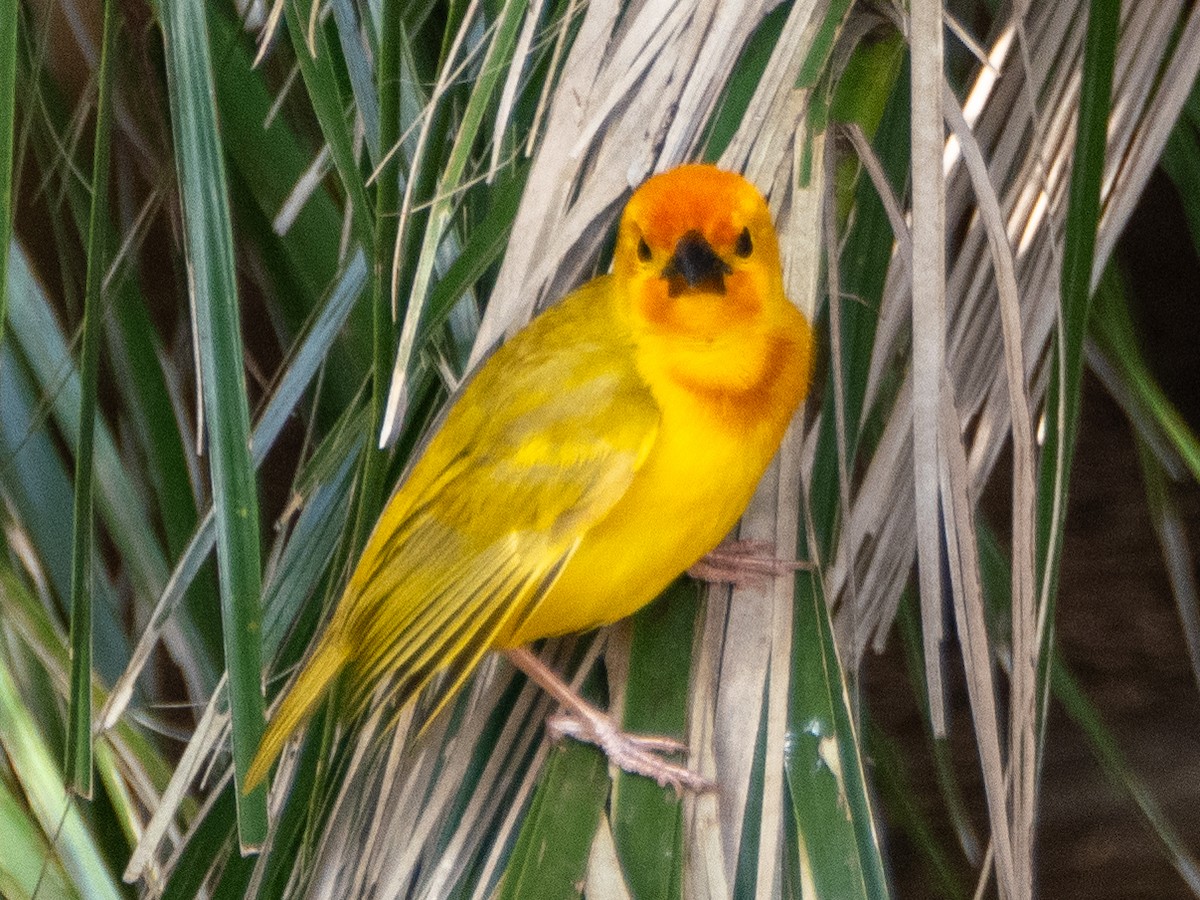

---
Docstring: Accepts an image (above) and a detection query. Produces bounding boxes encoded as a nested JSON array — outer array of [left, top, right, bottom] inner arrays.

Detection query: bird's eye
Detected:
[[735, 227, 753, 258], [637, 237, 652, 262]]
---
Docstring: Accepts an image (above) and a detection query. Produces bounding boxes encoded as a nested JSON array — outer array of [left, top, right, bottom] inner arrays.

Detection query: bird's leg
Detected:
[[687, 539, 812, 586], [503, 647, 716, 794]]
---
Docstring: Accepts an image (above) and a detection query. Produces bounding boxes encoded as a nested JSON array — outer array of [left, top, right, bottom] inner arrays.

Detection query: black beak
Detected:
[[662, 230, 731, 295]]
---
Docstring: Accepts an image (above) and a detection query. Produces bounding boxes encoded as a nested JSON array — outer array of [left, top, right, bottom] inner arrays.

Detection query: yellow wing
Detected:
[[343, 286, 660, 715], [245, 282, 659, 791]]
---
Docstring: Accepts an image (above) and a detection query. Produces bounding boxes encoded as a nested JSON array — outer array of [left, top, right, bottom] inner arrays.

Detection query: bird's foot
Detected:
[[504, 646, 715, 794], [687, 539, 811, 586], [547, 709, 716, 795]]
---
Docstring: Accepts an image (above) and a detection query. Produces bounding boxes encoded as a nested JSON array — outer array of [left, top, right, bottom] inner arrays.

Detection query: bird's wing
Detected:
[[337, 296, 659, 719]]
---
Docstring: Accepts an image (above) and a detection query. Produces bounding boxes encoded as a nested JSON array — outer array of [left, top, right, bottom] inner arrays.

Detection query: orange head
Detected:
[[613, 164, 785, 342]]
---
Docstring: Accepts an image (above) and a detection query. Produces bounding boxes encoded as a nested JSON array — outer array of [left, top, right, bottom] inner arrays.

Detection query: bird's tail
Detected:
[[243, 632, 348, 794]]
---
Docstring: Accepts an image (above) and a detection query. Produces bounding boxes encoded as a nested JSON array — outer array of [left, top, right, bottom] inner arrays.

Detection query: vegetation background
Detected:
[[1, 0, 1199, 897]]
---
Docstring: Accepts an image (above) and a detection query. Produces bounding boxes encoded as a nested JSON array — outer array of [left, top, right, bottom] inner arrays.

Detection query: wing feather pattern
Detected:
[[247, 284, 659, 789], [337, 284, 659, 723]]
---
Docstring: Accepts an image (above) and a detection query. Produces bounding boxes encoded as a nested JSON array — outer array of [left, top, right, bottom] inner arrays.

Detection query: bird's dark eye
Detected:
[[735, 227, 753, 258], [637, 237, 652, 262]]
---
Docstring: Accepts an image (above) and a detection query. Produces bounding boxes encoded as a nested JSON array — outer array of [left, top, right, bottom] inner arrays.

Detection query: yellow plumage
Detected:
[[245, 164, 812, 793]]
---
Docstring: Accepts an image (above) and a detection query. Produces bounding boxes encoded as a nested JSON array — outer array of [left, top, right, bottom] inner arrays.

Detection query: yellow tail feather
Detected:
[[243, 633, 348, 794]]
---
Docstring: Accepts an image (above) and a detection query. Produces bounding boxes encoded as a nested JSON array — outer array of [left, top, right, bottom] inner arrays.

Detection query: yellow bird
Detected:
[[245, 164, 813, 794]]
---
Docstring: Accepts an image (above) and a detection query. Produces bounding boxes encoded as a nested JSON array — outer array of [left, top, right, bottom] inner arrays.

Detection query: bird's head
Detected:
[[614, 164, 784, 341]]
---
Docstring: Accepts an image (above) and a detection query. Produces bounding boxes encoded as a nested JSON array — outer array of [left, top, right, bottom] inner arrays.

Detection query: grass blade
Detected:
[[282, 0, 374, 252], [99, 251, 366, 733], [787, 558, 890, 900], [496, 741, 609, 899], [64, 0, 115, 800], [1034, 0, 1121, 724], [1089, 265, 1200, 483], [1136, 438, 1200, 700], [330, 0, 380, 161], [0, 780, 75, 900], [1051, 655, 1200, 894], [339, 0, 402, 607], [0, 345, 117, 633], [6, 252, 167, 661], [157, 0, 267, 846], [0, 642, 123, 900], [909, 0, 947, 736], [0, 0, 15, 351], [612, 583, 698, 899], [381, 0, 529, 442]]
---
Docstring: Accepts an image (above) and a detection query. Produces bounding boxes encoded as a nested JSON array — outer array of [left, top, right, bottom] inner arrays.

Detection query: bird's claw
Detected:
[[688, 539, 811, 586], [546, 711, 716, 795]]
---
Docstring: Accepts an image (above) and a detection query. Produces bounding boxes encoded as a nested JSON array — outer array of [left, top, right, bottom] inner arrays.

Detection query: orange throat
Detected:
[[642, 321, 811, 435]]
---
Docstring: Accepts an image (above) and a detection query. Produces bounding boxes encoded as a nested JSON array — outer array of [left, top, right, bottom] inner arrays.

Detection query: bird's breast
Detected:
[[502, 321, 809, 645]]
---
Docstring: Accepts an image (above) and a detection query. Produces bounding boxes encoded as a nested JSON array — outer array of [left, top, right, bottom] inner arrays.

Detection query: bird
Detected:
[[244, 163, 814, 795]]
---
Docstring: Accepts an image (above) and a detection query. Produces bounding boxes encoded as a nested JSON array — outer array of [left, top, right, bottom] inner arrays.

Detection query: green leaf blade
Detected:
[[496, 741, 610, 900], [1034, 0, 1122, 709], [156, 0, 267, 846], [786, 570, 890, 900], [64, 0, 117, 799]]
